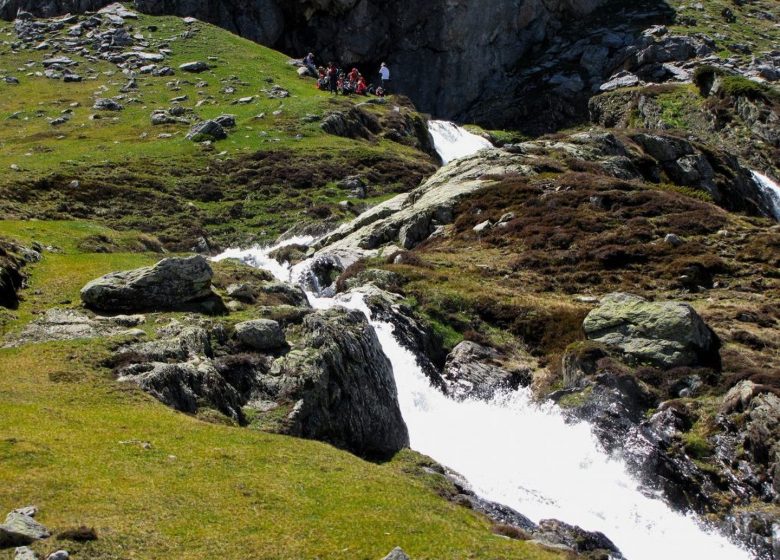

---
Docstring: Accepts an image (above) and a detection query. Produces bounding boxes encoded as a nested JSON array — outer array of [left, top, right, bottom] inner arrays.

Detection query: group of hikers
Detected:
[[303, 53, 391, 97]]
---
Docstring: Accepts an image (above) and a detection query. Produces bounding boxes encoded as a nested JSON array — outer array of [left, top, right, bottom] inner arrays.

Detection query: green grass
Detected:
[[668, 0, 780, 63], [0, 9, 436, 249], [0, 218, 563, 559], [0, 340, 562, 560], [653, 85, 704, 130]]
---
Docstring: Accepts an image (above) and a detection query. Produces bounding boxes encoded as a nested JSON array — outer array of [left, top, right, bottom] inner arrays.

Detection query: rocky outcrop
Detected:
[[120, 359, 245, 420], [109, 306, 408, 458], [80, 256, 218, 312], [442, 341, 531, 399], [312, 129, 773, 272], [0, 0, 613, 129], [3, 309, 145, 347], [311, 148, 530, 269], [321, 106, 381, 140], [583, 293, 719, 369], [270, 308, 409, 458], [0, 239, 39, 309], [234, 319, 286, 351]]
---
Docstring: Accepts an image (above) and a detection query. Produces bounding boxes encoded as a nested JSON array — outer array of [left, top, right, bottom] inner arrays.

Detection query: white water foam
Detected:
[[751, 170, 780, 221], [428, 120, 494, 164], [213, 235, 315, 282], [214, 121, 754, 560]]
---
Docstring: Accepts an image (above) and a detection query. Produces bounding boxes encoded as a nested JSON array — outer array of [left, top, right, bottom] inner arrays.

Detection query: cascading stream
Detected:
[[216, 121, 754, 560], [428, 120, 494, 164], [751, 170, 780, 221]]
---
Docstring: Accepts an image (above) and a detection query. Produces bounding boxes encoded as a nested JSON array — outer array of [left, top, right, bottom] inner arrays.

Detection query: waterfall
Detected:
[[428, 120, 494, 164], [214, 121, 754, 560], [751, 170, 780, 221]]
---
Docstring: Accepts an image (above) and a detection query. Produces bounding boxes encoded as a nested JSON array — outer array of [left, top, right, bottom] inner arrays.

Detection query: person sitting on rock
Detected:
[[317, 66, 328, 89], [303, 52, 317, 77], [356, 76, 368, 95], [348, 67, 360, 84]]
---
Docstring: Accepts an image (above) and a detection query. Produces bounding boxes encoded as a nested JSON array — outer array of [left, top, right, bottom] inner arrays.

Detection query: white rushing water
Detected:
[[751, 170, 780, 221], [216, 122, 753, 560], [428, 120, 494, 164]]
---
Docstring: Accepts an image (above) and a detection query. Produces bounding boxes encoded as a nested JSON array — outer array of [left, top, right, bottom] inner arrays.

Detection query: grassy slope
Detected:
[[0, 10, 561, 560], [1, 340, 560, 560], [0, 11, 436, 249], [0, 229, 565, 560]]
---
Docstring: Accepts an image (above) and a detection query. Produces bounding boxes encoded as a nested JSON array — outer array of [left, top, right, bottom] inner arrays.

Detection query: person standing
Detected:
[[327, 62, 338, 95], [379, 62, 390, 92]]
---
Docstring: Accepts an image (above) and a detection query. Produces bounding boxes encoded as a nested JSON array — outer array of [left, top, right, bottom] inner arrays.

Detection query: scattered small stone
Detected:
[[214, 114, 236, 128], [664, 233, 684, 247], [179, 61, 209, 73], [382, 548, 411, 560], [186, 120, 227, 141], [46, 551, 69, 560], [266, 85, 290, 99], [14, 547, 38, 560], [93, 98, 123, 111], [4, 76, 19, 84], [473, 220, 492, 233]]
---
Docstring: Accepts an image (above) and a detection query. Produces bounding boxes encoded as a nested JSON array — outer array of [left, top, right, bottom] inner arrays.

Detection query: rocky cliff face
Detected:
[[0, 0, 610, 127]]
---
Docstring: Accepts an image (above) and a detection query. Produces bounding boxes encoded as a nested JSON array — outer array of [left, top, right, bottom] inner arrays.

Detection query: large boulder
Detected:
[[270, 308, 409, 458], [80, 256, 215, 312], [234, 319, 286, 351], [582, 293, 718, 368]]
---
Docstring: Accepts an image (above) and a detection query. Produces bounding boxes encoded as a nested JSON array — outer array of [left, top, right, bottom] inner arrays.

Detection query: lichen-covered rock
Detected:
[[4, 308, 145, 347], [321, 107, 381, 140], [118, 325, 211, 362], [381, 548, 410, 560], [270, 307, 409, 458], [186, 119, 227, 141], [720, 380, 763, 414], [118, 359, 243, 421], [80, 256, 214, 312], [14, 547, 39, 560], [583, 293, 718, 368], [179, 61, 209, 73], [0, 512, 50, 548], [234, 319, 286, 351]]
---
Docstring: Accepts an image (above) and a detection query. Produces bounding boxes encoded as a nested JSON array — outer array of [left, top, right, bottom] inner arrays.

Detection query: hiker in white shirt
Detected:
[[379, 62, 390, 91]]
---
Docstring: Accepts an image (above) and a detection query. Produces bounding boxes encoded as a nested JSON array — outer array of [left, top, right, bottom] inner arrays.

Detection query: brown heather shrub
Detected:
[[57, 526, 98, 542], [492, 523, 532, 541]]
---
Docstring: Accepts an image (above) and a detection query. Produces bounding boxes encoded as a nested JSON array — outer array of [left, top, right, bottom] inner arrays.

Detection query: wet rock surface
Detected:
[[442, 341, 531, 399]]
